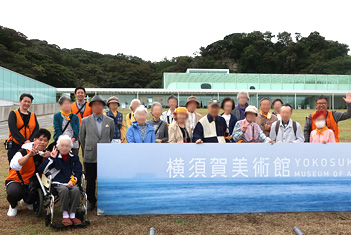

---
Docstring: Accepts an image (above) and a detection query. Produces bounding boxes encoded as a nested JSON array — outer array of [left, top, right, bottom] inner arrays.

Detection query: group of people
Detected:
[[4, 86, 351, 225]]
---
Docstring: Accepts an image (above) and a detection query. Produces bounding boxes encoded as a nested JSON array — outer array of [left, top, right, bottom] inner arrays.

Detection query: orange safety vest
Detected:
[[6, 150, 35, 184], [71, 101, 92, 123], [8, 109, 36, 145], [311, 110, 339, 142]]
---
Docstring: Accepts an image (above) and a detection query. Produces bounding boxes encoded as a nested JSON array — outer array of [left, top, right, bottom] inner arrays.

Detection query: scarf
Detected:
[[260, 111, 272, 120], [237, 103, 248, 120], [316, 126, 328, 135], [60, 110, 71, 120]]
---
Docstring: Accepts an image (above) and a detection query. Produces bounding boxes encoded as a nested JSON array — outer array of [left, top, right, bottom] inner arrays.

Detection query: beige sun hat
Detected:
[[244, 105, 258, 116]]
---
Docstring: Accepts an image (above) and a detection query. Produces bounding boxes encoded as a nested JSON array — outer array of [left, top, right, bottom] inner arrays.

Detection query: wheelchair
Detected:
[[33, 172, 90, 228]]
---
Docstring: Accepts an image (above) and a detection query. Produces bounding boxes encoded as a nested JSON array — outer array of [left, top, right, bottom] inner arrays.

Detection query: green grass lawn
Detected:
[[1, 109, 351, 234]]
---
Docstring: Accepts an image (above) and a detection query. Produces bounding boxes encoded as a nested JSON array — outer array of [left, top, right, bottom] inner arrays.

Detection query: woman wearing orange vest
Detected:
[[304, 93, 351, 142], [71, 87, 92, 124], [6, 94, 39, 163], [6, 129, 51, 217]]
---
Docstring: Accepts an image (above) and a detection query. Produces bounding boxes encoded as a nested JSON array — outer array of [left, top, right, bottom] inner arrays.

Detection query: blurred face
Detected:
[[207, 105, 220, 118], [176, 113, 188, 124], [223, 101, 233, 114], [136, 111, 147, 124], [280, 106, 292, 122], [109, 102, 118, 111], [315, 115, 326, 129], [187, 101, 197, 113], [238, 94, 248, 106], [168, 98, 177, 110], [75, 89, 86, 102], [33, 135, 49, 151], [131, 101, 140, 112], [60, 100, 71, 113], [58, 139, 71, 155], [91, 101, 104, 115], [273, 102, 282, 113], [152, 105, 162, 119], [245, 113, 256, 122], [260, 100, 271, 113], [315, 99, 328, 111], [19, 97, 32, 111]]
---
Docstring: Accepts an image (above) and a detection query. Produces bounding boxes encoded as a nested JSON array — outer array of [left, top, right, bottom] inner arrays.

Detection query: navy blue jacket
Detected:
[[38, 152, 82, 185], [192, 114, 228, 143], [220, 113, 238, 136], [53, 112, 80, 141]]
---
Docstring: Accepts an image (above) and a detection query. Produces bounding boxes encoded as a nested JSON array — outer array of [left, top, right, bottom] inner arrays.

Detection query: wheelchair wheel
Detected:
[[45, 213, 51, 226], [34, 188, 44, 217]]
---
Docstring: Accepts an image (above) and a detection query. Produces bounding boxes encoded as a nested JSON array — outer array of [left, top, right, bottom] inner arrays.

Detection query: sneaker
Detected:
[[20, 199, 33, 210], [7, 205, 18, 217]]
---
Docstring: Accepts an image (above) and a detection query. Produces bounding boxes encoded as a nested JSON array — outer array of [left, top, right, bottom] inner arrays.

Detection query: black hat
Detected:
[[89, 95, 106, 107]]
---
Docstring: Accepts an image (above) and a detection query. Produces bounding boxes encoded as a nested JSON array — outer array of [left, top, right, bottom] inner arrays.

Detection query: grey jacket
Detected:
[[304, 103, 351, 142], [231, 108, 241, 121], [79, 115, 115, 163], [269, 119, 305, 143], [146, 118, 169, 143]]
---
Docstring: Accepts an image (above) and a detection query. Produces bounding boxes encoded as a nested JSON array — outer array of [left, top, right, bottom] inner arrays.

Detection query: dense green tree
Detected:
[[0, 26, 350, 88]]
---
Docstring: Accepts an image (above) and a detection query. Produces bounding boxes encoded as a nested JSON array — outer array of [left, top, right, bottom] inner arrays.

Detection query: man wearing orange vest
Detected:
[[71, 87, 92, 124], [6, 128, 51, 217], [304, 93, 351, 142], [6, 93, 39, 163]]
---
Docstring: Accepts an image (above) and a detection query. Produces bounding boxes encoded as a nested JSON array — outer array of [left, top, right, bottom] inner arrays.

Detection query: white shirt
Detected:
[[222, 114, 231, 127], [161, 109, 175, 124], [187, 111, 196, 132]]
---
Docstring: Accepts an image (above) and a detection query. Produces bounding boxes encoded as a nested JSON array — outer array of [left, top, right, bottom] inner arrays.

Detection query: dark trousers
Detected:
[[7, 145, 21, 164], [6, 181, 34, 208], [84, 162, 97, 204]]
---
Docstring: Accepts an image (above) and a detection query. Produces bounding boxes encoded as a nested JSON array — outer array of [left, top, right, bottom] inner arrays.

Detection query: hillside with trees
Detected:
[[0, 26, 350, 88]]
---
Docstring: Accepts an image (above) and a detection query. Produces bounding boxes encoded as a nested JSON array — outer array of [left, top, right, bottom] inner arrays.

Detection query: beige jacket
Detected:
[[168, 121, 193, 143]]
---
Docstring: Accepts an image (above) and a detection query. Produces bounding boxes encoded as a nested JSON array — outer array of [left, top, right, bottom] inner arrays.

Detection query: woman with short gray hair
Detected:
[[232, 91, 250, 121], [147, 102, 168, 143], [126, 105, 156, 143]]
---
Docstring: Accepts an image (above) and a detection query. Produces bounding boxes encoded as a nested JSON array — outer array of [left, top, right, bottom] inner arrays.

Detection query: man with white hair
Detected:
[[38, 135, 83, 226], [127, 105, 156, 143], [269, 103, 304, 143], [126, 98, 141, 127], [232, 91, 250, 120]]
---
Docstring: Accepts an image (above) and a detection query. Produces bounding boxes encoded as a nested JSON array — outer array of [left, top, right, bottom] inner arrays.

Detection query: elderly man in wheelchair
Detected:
[[38, 135, 85, 227]]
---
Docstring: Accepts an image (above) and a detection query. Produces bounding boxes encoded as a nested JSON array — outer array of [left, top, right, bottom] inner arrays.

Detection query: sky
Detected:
[[1, 0, 350, 62]]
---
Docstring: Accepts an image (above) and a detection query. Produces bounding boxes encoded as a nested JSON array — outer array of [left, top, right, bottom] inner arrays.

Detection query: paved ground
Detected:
[[0, 114, 53, 140]]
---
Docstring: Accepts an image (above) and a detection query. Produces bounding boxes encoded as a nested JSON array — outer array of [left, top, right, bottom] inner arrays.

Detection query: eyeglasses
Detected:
[[316, 102, 327, 105]]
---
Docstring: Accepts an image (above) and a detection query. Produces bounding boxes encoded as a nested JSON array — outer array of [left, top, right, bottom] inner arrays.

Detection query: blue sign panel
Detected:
[[97, 143, 351, 215]]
